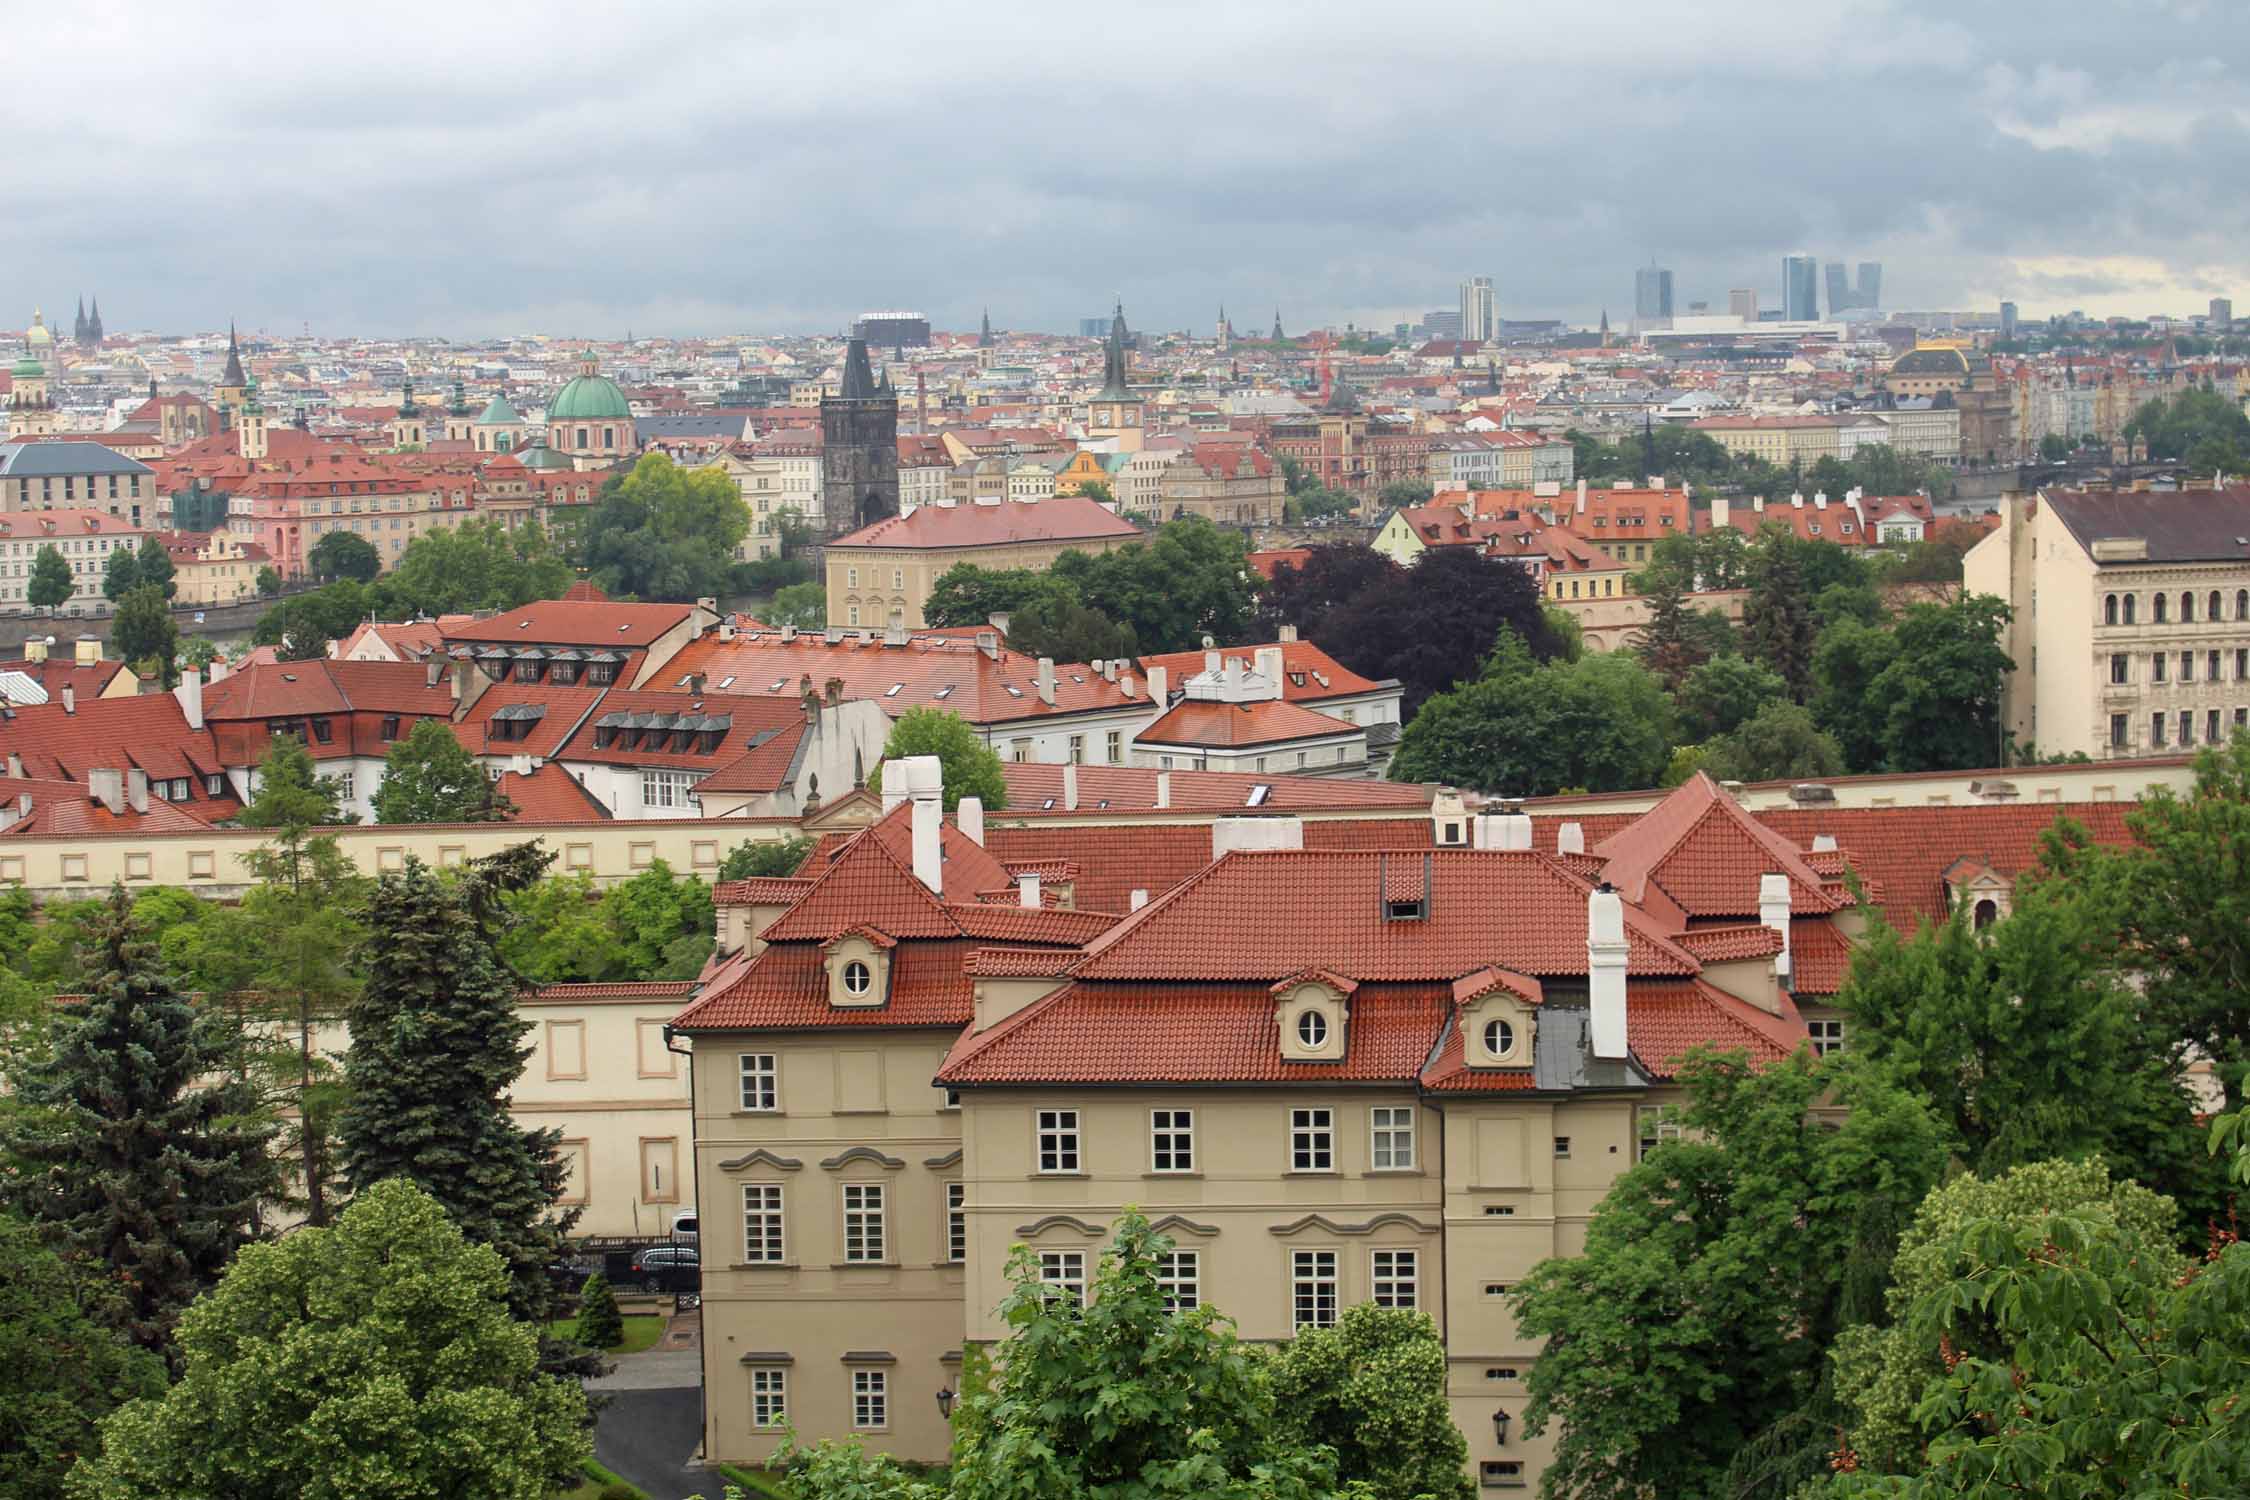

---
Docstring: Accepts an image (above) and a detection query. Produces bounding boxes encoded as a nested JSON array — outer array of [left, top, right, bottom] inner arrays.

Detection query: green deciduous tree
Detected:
[[1703, 700, 1846, 783], [1864, 595, 2012, 773], [1676, 654, 1788, 742], [100, 544, 140, 602], [768, 580, 827, 629], [1376, 479, 1434, 508], [65, 1179, 591, 1500], [579, 453, 751, 601], [921, 564, 1077, 630], [718, 834, 814, 881], [1, 886, 279, 1360], [1005, 591, 1139, 663], [254, 564, 281, 596], [1317, 546, 1562, 716], [373, 716, 513, 824], [0, 1212, 166, 1500], [1510, 1051, 1945, 1500], [1390, 631, 1674, 795], [307, 529, 382, 584], [26, 544, 73, 611], [1052, 516, 1260, 653], [134, 535, 177, 600], [110, 584, 179, 686], [868, 706, 1007, 811], [340, 846, 580, 1319], [1270, 1303, 1473, 1500]]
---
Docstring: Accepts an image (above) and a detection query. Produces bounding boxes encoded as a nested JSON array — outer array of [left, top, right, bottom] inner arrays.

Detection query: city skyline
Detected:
[[6, 1, 2246, 339]]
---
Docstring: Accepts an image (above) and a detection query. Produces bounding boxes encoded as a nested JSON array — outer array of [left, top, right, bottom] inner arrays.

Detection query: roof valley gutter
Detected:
[[549, 682, 612, 764]]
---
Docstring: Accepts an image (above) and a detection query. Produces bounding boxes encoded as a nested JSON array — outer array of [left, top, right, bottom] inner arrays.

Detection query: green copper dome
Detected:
[[11, 354, 42, 379], [477, 394, 522, 425], [548, 370, 630, 422]]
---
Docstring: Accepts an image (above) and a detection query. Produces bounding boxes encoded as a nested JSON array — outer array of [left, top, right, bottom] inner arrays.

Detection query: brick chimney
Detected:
[[1587, 882, 1628, 1059]]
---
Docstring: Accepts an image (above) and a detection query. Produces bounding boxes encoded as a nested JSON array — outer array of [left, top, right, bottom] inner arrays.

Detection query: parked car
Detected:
[[628, 1245, 701, 1295]]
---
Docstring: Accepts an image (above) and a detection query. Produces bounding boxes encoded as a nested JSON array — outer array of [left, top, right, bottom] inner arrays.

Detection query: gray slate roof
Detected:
[[2044, 485, 2250, 564], [0, 441, 155, 478]]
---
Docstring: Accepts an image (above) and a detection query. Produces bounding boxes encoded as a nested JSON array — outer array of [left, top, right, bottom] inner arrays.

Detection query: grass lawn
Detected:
[[545, 1311, 666, 1356]]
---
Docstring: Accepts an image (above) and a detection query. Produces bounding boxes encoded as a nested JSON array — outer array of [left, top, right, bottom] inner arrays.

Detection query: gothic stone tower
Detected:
[[820, 337, 899, 538]]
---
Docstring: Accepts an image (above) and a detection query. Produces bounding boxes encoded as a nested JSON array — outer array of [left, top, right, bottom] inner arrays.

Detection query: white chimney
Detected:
[[888, 751, 942, 819], [1278, 624, 1299, 643], [1471, 812, 1533, 850], [1711, 495, 1730, 529], [1147, 665, 1169, 705], [88, 766, 124, 815], [957, 795, 985, 846], [1035, 657, 1056, 707], [1211, 815, 1304, 858], [1813, 490, 1828, 509], [173, 666, 204, 730], [1556, 821, 1585, 855], [1588, 883, 1629, 1059], [1062, 762, 1078, 811], [1119, 671, 1136, 697], [61, 682, 75, 715], [1759, 872, 1793, 980], [1017, 873, 1041, 908], [1129, 888, 1149, 911], [126, 768, 148, 814], [1252, 646, 1284, 700], [1155, 770, 1171, 809], [911, 794, 944, 895], [1790, 491, 1804, 509], [208, 657, 228, 683], [1575, 477, 1588, 513], [1203, 649, 1221, 675]]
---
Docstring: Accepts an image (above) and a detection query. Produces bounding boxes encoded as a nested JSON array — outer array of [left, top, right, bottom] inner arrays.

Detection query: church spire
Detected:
[[86, 295, 101, 344], [1095, 302, 1133, 401], [839, 336, 878, 399], [1271, 309, 1284, 342], [978, 308, 992, 348], [74, 297, 86, 345], [222, 322, 246, 386]]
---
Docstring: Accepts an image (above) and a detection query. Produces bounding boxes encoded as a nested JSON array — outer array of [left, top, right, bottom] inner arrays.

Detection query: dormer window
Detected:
[[1273, 970, 1354, 1063], [1386, 899, 1427, 921], [824, 928, 894, 1009], [842, 960, 873, 998], [1456, 967, 1541, 1070], [1296, 1011, 1328, 1049], [1482, 1018, 1515, 1059]]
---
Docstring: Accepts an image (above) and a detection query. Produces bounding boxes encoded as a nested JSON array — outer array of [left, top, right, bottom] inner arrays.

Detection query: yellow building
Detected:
[[163, 529, 273, 605], [1686, 414, 1843, 468], [825, 495, 1140, 630]]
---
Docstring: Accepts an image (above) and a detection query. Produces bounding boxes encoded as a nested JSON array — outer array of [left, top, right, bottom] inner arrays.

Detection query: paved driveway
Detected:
[[586, 1314, 726, 1500]]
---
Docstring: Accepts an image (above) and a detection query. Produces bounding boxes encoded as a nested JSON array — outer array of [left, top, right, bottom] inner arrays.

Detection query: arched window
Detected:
[[2212, 591, 2225, 622], [2105, 594, 2119, 625], [1972, 898, 1999, 931], [2238, 589, 2248, 620], [2181, 592, 2196, 622], [2125, 594, 2137, 624], [2154, 594, 2168, 623]]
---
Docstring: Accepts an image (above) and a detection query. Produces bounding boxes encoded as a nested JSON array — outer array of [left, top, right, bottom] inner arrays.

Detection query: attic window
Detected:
[[769, 678, 788, 692], [1005, 685, 1023, 697], [934, 685, 954, 699], [718, 675, 737, 689], [885, 683, 903, 697], [1386, 899, 1427, 921], [1296, 1011, 1328, 1048], [1245, 783, 1272, 807]]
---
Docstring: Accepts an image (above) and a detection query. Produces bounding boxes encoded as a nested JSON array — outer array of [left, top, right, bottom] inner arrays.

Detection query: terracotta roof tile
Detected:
[[1137, 697, 1359, 749], [829, 495, 1139, 550], [1676, 924, 1787, 962], [442, 599, 695, 649]]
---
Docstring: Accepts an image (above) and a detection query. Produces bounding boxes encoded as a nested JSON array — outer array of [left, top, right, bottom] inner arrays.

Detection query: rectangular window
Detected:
[[750, 1368, 787, 1428], [1553, 1135, 1572, 1159], [1156, 1250, 1199, 1312], [851, 1370, 886, 1430], [1150, 1109, 1195, 1172], [1067, 735, 1084, 764], [335, 772, 356, 803], [1808, 1018, 1846, 1056], [2154, 654, 2167, 684], [2110, 653, 2128, 685], [2182, 651, 2195, 683], [1291, 1108, 1335, 1171], [1370, 1106, 1416, 1170], [1371, 1249, 1419, 1309], [2211, 651, 2223, 682], [1292, 1250, 1339, 1330], [2211, 709, 2223, 745], [1105, 730, 1122, 764], [738, 1053, 778, 1112], [946, 1183, 966, 1264], [1036, 1109, 1080, 1173], [1481, 1460, 1527, 1488], [1638, 1102, 1685, 1160], [1039, 1250, 1087, 1305], [642, 769, 697, 809], [2238, 648, 2248, 681], [842, 1185, 886, 1263], [742, 1184, 784, 1263], [2111, 713, 2129, 749], [2153, 712, 2167, 747]]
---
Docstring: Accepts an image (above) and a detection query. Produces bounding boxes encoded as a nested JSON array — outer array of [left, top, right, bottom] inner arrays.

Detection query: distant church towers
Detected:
[[72, 296, 104, 348]]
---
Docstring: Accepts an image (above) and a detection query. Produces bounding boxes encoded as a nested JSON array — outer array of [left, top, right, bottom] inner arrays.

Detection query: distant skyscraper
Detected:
[[1728, 288, 1758, 320], [1782, 255, 1819, 321], [1459, 276, 1496, 343], [1423, 309, 1462, 340], [1856, 261, 1882, 311], [1633, 264, 1674, 326], [2211, 297, 2234, 329], [1824, 263, 1851, 318], [2000, 301, 2019, 339]]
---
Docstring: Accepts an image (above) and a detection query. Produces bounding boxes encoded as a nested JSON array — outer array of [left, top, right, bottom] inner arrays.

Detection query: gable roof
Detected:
[[442, 599, 696, 649], [830, 495, 1140, 551], [1590, 773, 1846, 920]]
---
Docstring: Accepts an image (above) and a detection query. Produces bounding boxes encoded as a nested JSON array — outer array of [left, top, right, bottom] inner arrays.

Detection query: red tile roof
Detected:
[[1136, 641, 1389, 705], [829, 495, 1139, 551], [554, 689, 808, 783], [1676, 924, 1787, 962], [495, 762, 611, 821], [1137, 697, 1358, 749], [0, 693, 231, 792], [1591, 773, 1847, 921], [996, 763, 1430, 814], [1626, 980, 1805, 1074], [442, 599, 695, 649]]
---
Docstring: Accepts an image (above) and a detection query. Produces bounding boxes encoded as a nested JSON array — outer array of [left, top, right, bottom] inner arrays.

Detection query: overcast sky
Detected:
[[10, 0, 2246, 340]]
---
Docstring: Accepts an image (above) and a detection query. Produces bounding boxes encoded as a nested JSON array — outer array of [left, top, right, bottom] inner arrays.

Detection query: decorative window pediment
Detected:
[[823, 927, 895, 1008], [1272, 969, 1355, 1062], [1453, 967, 1541, 1069]]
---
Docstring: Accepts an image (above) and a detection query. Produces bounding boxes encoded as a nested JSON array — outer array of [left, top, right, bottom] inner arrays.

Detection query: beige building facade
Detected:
[[825, 498, 1138, 630]]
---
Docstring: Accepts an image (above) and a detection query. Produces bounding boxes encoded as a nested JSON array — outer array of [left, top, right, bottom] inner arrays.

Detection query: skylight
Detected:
[[1246, 784, 1272, 807], [884, 683, 903, 697], [718, 675, 736, 689], [769, 678, 788, 692], [934, 685, 954, 700]]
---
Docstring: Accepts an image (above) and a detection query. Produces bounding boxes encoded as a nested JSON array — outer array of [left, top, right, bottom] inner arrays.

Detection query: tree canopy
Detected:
[[868, 707, 1007, 811], [578, 452, 751, 601], [1317, 546, 1562, 716], [1260, 543, 1401, 641], [372, 717, 514, 824], [1269, 1303, 1473, 1500], [26, 544, 72, 611], [307, 529, 382, 584], [1051, 516, 1260, 653], [110, 584, 179, 686]]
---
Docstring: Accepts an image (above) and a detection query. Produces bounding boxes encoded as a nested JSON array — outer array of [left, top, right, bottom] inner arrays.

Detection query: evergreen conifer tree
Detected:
[[0, 886, 279, 1359], [574, 1272, 624, 1350], [339, 845, 579, 1317]]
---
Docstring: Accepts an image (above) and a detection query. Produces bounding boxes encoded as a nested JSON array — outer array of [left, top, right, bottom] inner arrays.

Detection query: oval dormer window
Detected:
[[1483, 1018, 1516, 1059], [1297, 1010, 1328, 1049], [842, 960, 873, 997]]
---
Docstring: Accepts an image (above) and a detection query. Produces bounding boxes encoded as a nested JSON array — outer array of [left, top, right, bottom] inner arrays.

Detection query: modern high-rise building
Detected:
[[2000, 301, 2019, 340], [1782, 255, 1819, 321], [1459, 276, 1496, 343], [1728, 288, 1758, 320], [1857, 261, 1883, 311], [2212, 297, 2234, 329], [1824, 263, 1851, 318], [1633, 264, 1674, 326], [1423, 309, 1462, 340]]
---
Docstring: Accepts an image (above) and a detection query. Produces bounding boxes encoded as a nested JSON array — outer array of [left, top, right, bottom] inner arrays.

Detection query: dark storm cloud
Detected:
[[7, 0, 2246, 338]]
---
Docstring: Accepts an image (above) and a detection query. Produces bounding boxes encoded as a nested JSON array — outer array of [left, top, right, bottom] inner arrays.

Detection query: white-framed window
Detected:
[[742, 1183, 784, 1263], [1553, 1136, 1572, 1160], [1105, 730, 1122, 763], [738, 1053, 778, 1111], [1296, 1010, 1329, 1048], [1292, 1250, 1339, 1329], [1483, 1018, 1516, 1058], [841, 960, 873, 998], [1156, 1250, 1200, 1312], [1636, 1103, 1684, 1162], [1808, 1018, 1846, 1056], [334, 771, 355, 802], [1151, 1109, 1195, 1172], [842, 1184, 886, 1263], [1036, 1108, 1080, 1173], [750, 1367, 787, 1428], [1481, 1459, 1527, 1488], [1039, 1250, 1087, 1305], [946, 1183, 966, 1263], [1291, 1107, 1335, 1172], [1370, 1106, 1415, 1170], [1372, 1249, 1418, 1309], [851, 1369, 887, 1430], [642, 769, 697, 809]]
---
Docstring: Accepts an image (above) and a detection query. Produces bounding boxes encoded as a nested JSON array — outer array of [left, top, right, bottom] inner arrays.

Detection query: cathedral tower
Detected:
[[819, 337, 899, 537]]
